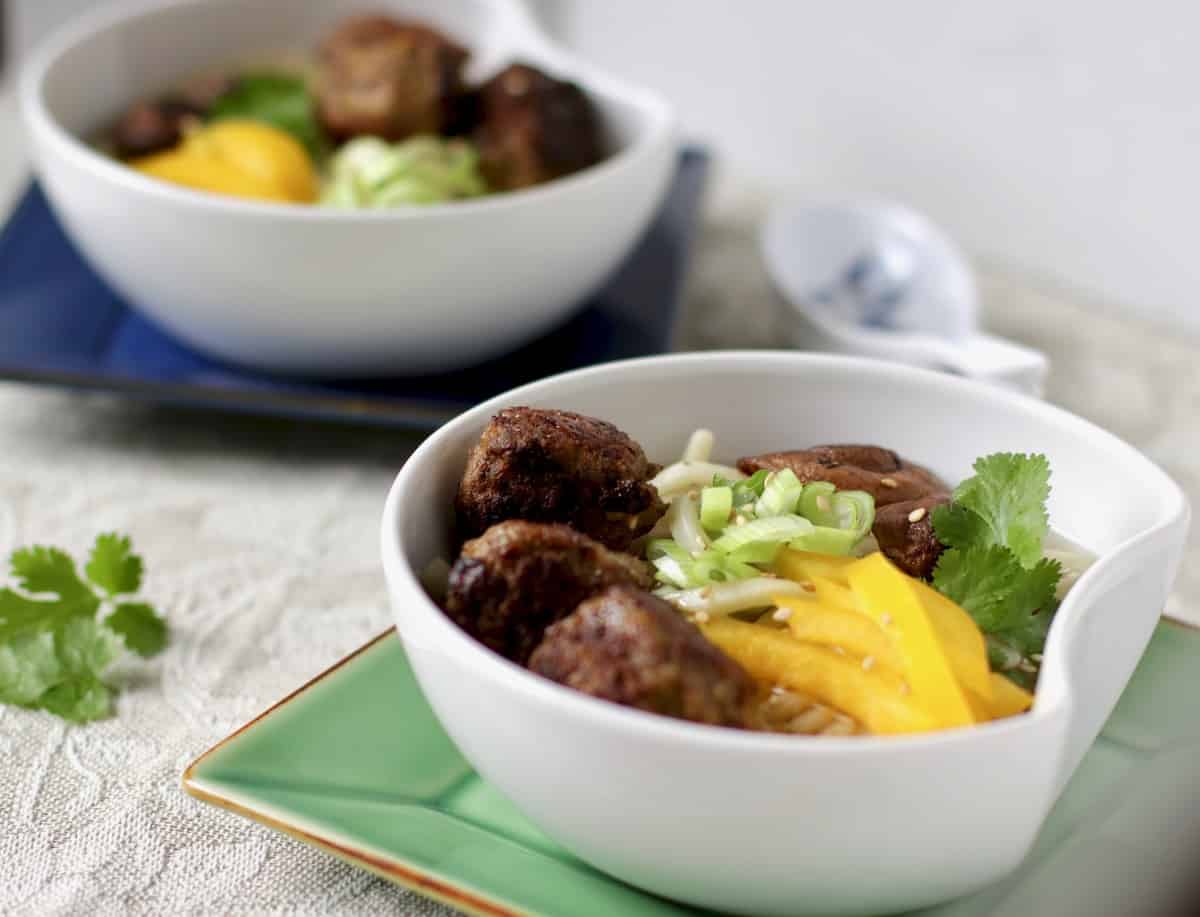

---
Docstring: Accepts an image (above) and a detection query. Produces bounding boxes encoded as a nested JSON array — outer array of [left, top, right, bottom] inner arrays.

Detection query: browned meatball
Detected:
[[314, 15, 469, 142], [475, 63, 604, 191], [872, 494, 950, 579], [737, 445, 946, 507], [445, 521, 651, 664], [529, 586, 755, 728], [455, 407, 665, 551]]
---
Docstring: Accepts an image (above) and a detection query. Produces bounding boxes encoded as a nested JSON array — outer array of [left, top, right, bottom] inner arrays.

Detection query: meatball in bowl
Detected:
[[382, 351, 1188, 916], [19, 0, 675, 374]]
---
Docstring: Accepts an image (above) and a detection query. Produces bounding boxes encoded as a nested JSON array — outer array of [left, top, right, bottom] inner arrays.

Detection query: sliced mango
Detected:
[[810, 575, 861, 613], [777, 596, 905, 676], [700, 617, 935, 735], [775, 549, 855, 587], [133, 120, 319, 203], [910, 579, 992, 701], [847, 553, 977, 728], [984, 672, 1034, 718]]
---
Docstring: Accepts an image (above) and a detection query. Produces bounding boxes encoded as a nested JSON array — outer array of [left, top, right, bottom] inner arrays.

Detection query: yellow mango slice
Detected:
[[133, 120, 318, 203], [775, 549, 855, 586], [810, 575, 861, 613], [847, 553, 976, 728], [700, 617, 935, 735], [985, 673, 1034, 718], [777, 596, 905, 676], [910, 579, 992, 701]]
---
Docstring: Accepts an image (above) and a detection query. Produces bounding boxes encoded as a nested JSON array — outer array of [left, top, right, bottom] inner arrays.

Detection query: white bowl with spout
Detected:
[[19, 0, 676, 375], [381, 351, 1189, 916]]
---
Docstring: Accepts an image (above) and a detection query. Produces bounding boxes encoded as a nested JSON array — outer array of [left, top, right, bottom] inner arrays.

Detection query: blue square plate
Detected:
[[0, 149, 707, 430]]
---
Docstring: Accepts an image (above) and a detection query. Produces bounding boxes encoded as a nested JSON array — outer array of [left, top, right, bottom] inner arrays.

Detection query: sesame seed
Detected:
[[772, 607, 793, 622], [880, 477, 899, 489], [734, 515, 748, 526], [862, 655, 876, 671], [833, 646, 846, 656], [771, 685, 786, 696], [691, 550, 705, 559], [881, 613, 893, 626], [801, 581, 816, 592], [900, 682, 911, 695], [698, 587, 713, 599], [908, 507, 927, 523], [815, 495, 832, 512], [694, 611, 710, 624], [689, 490, 700, 501]]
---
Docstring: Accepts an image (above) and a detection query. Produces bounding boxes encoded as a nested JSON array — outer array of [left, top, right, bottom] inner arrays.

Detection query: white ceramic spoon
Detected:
[[762, 200, 1049, 397]]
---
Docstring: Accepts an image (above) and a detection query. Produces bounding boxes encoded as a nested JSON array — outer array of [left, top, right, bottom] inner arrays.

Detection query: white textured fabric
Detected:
[[1, 195, 1198, 915]]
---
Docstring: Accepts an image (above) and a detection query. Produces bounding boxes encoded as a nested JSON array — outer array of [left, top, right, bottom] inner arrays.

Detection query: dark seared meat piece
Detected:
[[475, 63, 603, 191], [455, 407, 665, 551], [314, 15, 469, 141], [112, 76, 234, 159], [445, 521, 651, 664], [112, 99, 201, 159], [737, 445, 946, 507], [872, 494, 951, 580], [529, 586, 755, 728]]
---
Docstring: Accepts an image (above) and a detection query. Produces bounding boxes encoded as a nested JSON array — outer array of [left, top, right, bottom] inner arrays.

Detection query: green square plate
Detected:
[[184, 620, 1200, 917]]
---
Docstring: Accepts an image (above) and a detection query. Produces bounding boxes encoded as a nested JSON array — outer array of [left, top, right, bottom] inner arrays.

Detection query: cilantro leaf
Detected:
[[11, 546, 92, 602], [40, 676, 111, 723], [932, 546, 1060, 658], [56, 617, 124, 677], [209, 74, 326, 158], [946, 453, 1051, 568], [0, 632, 62, 705], [85, 534, 143, 596], [105, 603, 167, 657], [0, 535, 163, 723]]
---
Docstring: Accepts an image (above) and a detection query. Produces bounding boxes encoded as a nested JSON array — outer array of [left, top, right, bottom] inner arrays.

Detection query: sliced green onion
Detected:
[[700, 486, 733, 532], [711, 514, 815, 553], [659, 577, 810, 617], [831, 490, 876, 536], [726, 542, 783, 565], [730, 469, 770, 508], [788, 525, 862, 556], [755, 469, 805, 518], [647, 539, 693, 587], [798, 481, 838, 526]]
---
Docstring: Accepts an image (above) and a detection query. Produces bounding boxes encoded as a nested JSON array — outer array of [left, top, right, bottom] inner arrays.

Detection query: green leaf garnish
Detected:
[[0, 534, 165, 723], [935, 453, 1050, 568], [931, 454, 1061, 685], [105, 602, 167, 657], [86, 534, 143, 596], [209, 73, 327, 159]]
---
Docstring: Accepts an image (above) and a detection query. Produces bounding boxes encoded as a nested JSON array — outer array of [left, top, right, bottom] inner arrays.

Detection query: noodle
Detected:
[[651, 460, 746, 500]]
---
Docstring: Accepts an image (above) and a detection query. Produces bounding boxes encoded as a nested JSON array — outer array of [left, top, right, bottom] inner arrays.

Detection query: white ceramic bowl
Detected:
[[19, 0, 675, 375], [382, 352, 1189, 916]]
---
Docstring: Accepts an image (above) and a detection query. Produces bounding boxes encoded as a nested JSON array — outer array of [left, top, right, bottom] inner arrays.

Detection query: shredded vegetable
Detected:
[[321, 135, 488, 208]]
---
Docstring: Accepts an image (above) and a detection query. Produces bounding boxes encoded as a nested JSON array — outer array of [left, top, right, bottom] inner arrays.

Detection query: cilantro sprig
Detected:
[[931, 454, 1062, 687], [0, 534, 165, 722]]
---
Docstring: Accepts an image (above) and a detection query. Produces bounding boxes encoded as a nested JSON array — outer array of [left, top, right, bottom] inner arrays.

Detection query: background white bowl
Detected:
[[381, 351, 1189, 916], [19, 0, 675, 376]]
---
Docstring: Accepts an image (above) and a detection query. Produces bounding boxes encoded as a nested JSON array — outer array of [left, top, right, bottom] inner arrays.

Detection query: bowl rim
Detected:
[[381, 350, 1189, 755], [18, 0, 676, 222]]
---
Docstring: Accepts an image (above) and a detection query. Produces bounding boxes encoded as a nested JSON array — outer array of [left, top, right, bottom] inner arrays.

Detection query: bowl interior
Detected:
[[33, 0, 652, 160]]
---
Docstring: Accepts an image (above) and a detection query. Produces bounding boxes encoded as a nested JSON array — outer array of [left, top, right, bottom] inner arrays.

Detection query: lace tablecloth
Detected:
[[2, 189, 1198, 915]]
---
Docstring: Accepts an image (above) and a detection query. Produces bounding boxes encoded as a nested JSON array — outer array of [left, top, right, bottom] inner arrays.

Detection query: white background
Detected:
[[10, 0, 1200, 332]]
